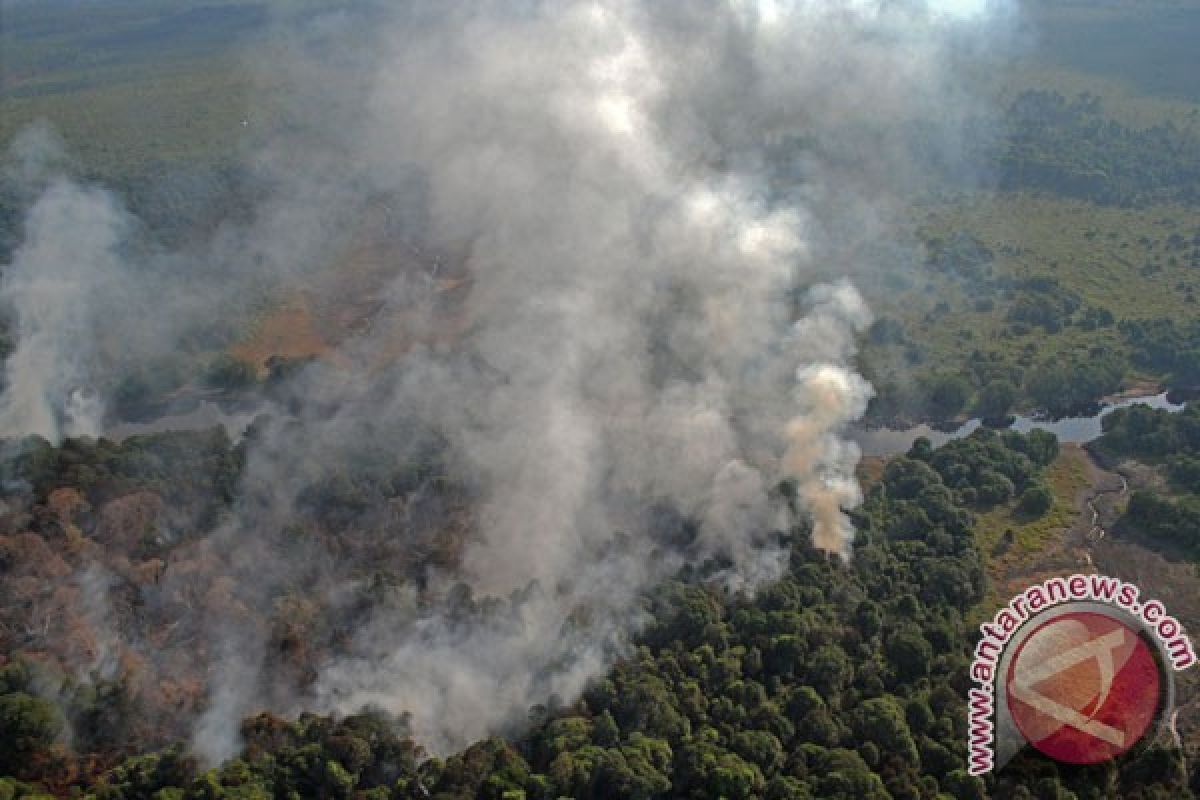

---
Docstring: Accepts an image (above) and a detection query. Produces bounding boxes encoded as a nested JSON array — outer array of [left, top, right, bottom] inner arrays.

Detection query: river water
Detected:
[[851, 392, 1185, 458]]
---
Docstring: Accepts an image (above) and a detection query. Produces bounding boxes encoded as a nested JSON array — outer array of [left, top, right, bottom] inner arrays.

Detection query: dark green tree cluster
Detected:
[[924, 233, 994, 279], [1096, 402, 1200, 464], [899, 427, 1058, 512], [1121, 490, 1200, 561], [997, 90, 1200, 207], [1120, 318, 1200, 391], [1024, 349, 1124, 417], [1075, 306, 1114, 332], [204, 356, 260, 393], [1004, 279, 1081, 336], [975, 380, 1018, 422], [0, 662, 64, 790], [1095, 402, 1200, 559]]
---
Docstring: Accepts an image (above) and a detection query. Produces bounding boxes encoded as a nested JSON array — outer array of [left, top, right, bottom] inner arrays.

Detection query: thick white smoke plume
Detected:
[[0, 160, 124, 440], [0, 0, 1013, 764]]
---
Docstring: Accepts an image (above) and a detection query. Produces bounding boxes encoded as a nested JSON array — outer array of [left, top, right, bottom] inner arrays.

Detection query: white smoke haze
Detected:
[[0, 177, 126, 440], [0, 0, 1016, 765], [76, 563, 123, 682]]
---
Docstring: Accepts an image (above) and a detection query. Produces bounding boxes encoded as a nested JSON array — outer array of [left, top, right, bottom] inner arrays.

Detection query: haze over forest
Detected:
[[0, 1, 1199, 798]]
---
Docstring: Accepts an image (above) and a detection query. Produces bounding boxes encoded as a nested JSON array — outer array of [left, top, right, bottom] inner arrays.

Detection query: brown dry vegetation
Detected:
[[227, 231, 474, 376], [0, 429, 476, 784], [228, 298, 332, 372]]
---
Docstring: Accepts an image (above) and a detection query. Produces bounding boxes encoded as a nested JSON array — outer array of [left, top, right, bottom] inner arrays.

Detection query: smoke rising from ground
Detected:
[[0, 146, 125, 441], [0, 0, 1013, 764]]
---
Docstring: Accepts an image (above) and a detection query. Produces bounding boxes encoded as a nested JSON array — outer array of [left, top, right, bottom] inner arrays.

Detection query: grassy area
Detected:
[[1023, 2, 1200, 105], [859, 193, 1200, 409], [0, 0, 341, 180], [919, 195, 1198, 316], [1, 55, 256, 177], [229, 297, 332, 372]]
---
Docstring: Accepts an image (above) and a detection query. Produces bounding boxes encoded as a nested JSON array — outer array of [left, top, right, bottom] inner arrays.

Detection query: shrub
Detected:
[[1017, 485, 1054, 518]]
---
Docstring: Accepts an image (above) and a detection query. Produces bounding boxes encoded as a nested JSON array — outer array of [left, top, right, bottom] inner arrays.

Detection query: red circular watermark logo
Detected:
[[1005, 611, 1163, 764]]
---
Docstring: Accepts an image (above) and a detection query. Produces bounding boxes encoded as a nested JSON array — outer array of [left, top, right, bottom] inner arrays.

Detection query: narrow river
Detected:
[[851, 392, 1185, 458]]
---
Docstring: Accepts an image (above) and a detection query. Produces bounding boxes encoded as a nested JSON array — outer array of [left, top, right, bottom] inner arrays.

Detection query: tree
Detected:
[[593, 711, 619, 748], [1017, 484, 1054, 518], [976, 379, 1016, 420], [869, 317, 907, 345], [943, 769, 986, 800], [852, 697, 918, 765], [808, 646, 853, 698], [810, 749, 890, 800], [709, 752, 766, 800], [765, 775, 813, 800], [926, 374, 970, 419], [975, 468, 1015, 505], [883, 457, 942, 500], [903, 698, 934, 736], [886, 630, 933, 682], [204, 354, 259, 391], [0, 692, 62, 775], [730, 730, 784, 775], [1019, 429, 1060, 466]]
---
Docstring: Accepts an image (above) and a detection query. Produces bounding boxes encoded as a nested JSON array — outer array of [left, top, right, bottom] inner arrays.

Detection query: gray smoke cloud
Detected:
[[0, 129, 125, 440], [0, 0, 1014, 765]]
